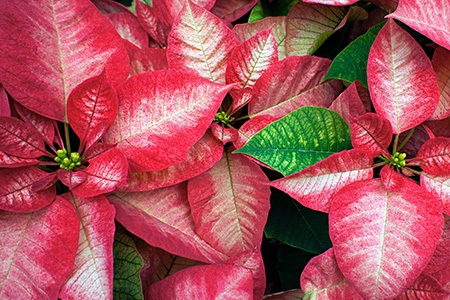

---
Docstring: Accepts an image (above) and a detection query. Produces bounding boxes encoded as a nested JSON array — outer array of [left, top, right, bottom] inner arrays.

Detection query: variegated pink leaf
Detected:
[[380, 165, 407, 191], [301, 248, 364, 299], [106, 12, 149, 49], [330, 178, 444, 300], [0, 83, 9, 116], [421, 173, 450, 216], [59, 194, 115, 300], [286, 2, 346, 56], [103, 70, 231, 172], [108, 183, 229, 263], [233, 16, 287, 60], [367, 19, 440, 134], [118, 131, 223, 192], [412, 137, 450, 175], [0, 151, 39, 168], [248, 56, 341, 118], [350, 113, 392, 157], [226, 27, 278, 99], [0, 116, 48, 158], [167, 1, 239, 83], [302, 0, 359, 4], [67, 71, 118, 151], [147, 264, 254, 299], [70, 147, 128, 198], [14, 103, 56, 151], [234, 114, 278, 149], [135, 0, 171, 47], [423, 215, 450, 276], [388, 0, 450, 51], [264, 290, 305, 299], [57, 169, 88, 190], [0, 196, 79, 299], [0, 0, 129, 121], [211, 123, 239, 144], [429, 47, 450, 120], [0, 167, 56, 212], [187, 153, 271, 257], [328, 82, 367, 125], [395, 274, 449, 300], [211, 0, 259, 25], [128, 48, 168, 76], [271, 149, 373, 213], [163, 0, 216, 21]]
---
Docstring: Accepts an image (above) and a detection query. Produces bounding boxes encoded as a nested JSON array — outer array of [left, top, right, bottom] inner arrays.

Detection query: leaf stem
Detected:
[[64, 122, 71, 155], [396, 128, 415, 152], [392, 133, 400, 154]]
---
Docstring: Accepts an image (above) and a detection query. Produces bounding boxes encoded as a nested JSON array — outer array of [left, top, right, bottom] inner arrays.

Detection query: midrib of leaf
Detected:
[[295, 202, 327, 251]]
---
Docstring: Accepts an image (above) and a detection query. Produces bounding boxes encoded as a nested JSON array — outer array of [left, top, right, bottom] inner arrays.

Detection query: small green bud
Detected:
[[54, 157, 61, 163], [398, 153, 407, 160]]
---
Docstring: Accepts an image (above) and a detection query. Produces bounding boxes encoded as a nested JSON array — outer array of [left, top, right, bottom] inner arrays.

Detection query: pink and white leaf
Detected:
[[271, 149, 373, 213], [248, 56, 341, 118], [14, 103, 56, 150], [67, 71, 118, 151], [226, 27, 278, 99], [128, 48, 168, 76], [163, 0, 216, 21], [0, 116, 48, 158], [0, 196, 79, 299], [167, 1, 239, 83], [187, 153, 271, 257], [421, 172, 450, 216], [329, 178, 444, 300], [329, 81, 367, 126], [423, 215, 450, 276], [103, 70, 232, 172], [429, 47, 450, 120], [106, 12, 149, 49], [107, 183, 229, 263], [211, 123, 239, 144], [147, 264, 253, 299], [350, 113, 392, 157], [234, 115, 278, 149], [233, 17, 287, 60], [412, 137, 450, 175], [302, 0, 359, 5], [118, 131, 223, 192], [395, 274, 449, 300], [301, 248, 364, 299], [0, 151, 39, 169], [0, 0, 129, 121], [135, 0, 171, 47], [0, 84, 9, 116], [0, 167, 56, 213], [211, 0, 259, 25], [57, 169, 88, 190], [70, 147, 128, 198], [59, 194, 115, 300], [388, 0, 450, 51], [286, 2, 346, 56], [367, 19, 440, 134]]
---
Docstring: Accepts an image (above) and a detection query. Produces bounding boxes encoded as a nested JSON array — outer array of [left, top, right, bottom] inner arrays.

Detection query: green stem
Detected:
[[392, 133, 400, 154], [233, 115, 250, 122], [64, 122, 71, 155], [396, 128, 415, 152]]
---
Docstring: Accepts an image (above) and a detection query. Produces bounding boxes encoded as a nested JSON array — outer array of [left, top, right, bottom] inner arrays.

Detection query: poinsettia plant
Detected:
[[0, 0, 449, 299]]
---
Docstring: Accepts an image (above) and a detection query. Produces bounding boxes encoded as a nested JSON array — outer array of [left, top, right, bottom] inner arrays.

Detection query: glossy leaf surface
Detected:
[[0, 197, 79, 299], [59, 194, 116, 300], [103, 70, 231, 172], [329, 178, 444, 299], [367, 19, 440, 134], [236, 107, 352, 176], [167, 1, 239, 83], [67, 72, 118, 151], [188, 153, 271, 257], [272, 149, 373, 213], [388, 0, 450, 51], [0, 0, 129, 121], [108, 183, 228, 263]]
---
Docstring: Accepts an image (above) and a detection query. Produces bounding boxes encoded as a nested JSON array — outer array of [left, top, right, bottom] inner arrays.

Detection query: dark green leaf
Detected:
[[323, 21, 386, 87], [113, 226, 144, 300], [249, 0, 299, 22], [265, 188, 332, 254], [234, 106, 352, 176]]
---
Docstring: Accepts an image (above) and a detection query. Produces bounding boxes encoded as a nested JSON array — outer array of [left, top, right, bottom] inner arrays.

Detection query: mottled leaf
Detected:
[[412, 137, 450, 175], [430, 47, 450, 120], [211, 0, 259, 25], [350, 113, 392, 157]]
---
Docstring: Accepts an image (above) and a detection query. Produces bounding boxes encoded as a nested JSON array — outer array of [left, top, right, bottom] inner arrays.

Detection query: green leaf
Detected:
[[234, 106, 352, 176], [113, 226, 144, 300], [323, 21, 386, 88], [265, 188, 332, 254], [249, 0, 299, 22]]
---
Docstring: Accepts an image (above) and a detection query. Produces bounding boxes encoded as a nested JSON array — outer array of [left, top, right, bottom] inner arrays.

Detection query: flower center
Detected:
[[54, 149, 82, 171], [390, 152, 407, 168], [214, 111, 232, 126]]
